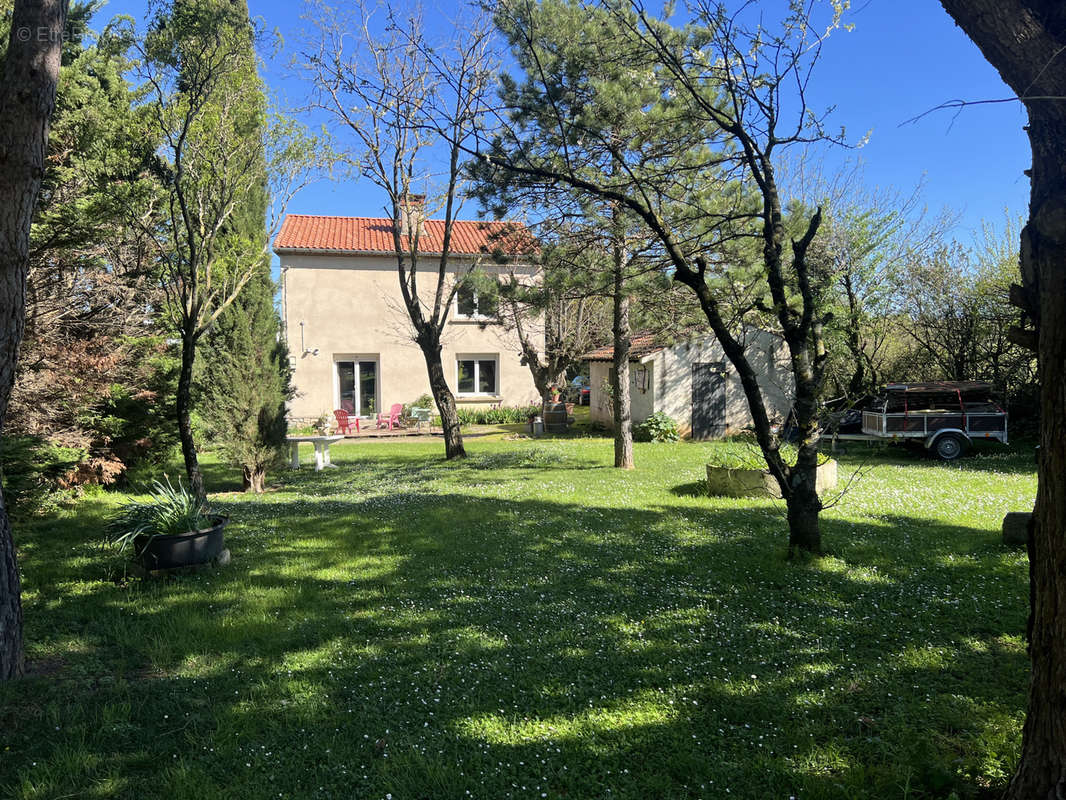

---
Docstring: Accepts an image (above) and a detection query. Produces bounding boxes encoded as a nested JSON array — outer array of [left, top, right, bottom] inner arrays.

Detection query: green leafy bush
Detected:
[[402, 394, 435, 424], [706, 436, 799, 470], [0, 436, 87, 516], [91, 336, 181, 478], [105, 476, 212, 554], [633, 412, 680, 443]]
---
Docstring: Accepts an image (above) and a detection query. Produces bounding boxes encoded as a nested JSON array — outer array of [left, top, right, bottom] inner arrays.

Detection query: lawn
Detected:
[[0, 436, 1036, 799]]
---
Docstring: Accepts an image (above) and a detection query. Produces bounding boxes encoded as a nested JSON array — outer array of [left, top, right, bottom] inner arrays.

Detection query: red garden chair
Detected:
[[334, 409, 359, 434], [376, 403, 404, 431]]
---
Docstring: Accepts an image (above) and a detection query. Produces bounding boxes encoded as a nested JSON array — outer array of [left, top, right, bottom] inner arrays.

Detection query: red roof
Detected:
[[274, 214, 532, 256], [581, 332, 666, 362]]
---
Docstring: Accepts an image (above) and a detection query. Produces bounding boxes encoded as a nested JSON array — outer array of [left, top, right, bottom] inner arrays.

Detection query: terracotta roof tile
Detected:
[[274, 214, 532, 256], [581, 332, 665, 362]]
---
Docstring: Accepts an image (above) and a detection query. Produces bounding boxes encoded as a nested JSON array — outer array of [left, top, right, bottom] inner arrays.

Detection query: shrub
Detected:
[[402, 394, 435, 424], [633, 412, 680, 443], [455, 405, 541, 425], [0, 436, 88, 517], [91, 336, 180, 479]]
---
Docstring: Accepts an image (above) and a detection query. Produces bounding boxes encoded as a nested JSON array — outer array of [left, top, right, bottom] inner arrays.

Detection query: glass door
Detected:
[[336, 360, 378, 416], [358, 361, 377, 416], [337, 362, 357, 413]]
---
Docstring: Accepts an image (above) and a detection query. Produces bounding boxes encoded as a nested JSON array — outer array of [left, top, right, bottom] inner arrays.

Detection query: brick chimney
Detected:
[[398, 192, 426, 237]]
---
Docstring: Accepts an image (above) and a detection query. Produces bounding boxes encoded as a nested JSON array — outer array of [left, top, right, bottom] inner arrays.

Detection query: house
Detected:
[[274, 207, 540, 423], [581, 330, 793, 439]]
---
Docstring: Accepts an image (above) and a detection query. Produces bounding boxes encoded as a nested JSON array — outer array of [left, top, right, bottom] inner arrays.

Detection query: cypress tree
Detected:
[[196, 0, 291, 493], [199, 262, 291, 493]]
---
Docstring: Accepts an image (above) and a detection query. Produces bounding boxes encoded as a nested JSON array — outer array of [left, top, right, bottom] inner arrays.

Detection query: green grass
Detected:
[[0, 436, 1036, 799]]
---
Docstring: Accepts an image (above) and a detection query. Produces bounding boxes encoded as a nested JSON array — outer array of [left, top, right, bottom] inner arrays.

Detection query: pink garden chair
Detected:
[[334, 409, 360, 434], [376, 403, 404, 431]]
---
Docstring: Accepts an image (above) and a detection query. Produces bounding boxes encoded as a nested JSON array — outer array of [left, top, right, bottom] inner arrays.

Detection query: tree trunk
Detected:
[[0, 0, 70, 681], [544, 302, 570, 391], [243, 465, 265, 494], [1006, 116, 1066, 799], [937, 3, 1066, 795], [1004, 132, 1066, 800], [177, 333, 205, 500], [788, 362, 824, 556], [611, 258, 633, 470], [0, 493, 22, 680], [784, 447, 822, 556], [843, 274, 866, 398], [422, 341, 466, 460]]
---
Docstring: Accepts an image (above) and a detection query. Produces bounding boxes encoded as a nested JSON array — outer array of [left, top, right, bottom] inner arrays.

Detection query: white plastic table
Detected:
[[286, 435, 345, 471]]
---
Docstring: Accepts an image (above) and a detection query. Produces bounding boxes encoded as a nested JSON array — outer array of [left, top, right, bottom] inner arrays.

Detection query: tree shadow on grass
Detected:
[[830, 439, 1037, 476], [669, 480, 708, 498], [3, 482, 1030, 800]]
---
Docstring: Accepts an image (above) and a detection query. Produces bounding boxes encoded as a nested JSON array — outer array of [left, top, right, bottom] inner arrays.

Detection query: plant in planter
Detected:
[[705, 439, 837, 498], [106, 477, 227, 569], [402, 393, 434, 426], [313, 412, 332, 436]]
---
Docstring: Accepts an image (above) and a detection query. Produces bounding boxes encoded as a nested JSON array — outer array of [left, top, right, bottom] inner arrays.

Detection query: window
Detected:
[[456, 356, 499, 396], [336, 359, 378, 416], [457, 284, 476, 317], [455, 283, 498, 320]]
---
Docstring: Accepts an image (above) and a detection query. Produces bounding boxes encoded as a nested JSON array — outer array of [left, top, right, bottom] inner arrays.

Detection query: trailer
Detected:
[[856, 381, 1008, 460]]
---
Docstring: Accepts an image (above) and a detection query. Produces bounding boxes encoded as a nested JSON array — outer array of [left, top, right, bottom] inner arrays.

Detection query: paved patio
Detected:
[[339, 426, 439, 439]]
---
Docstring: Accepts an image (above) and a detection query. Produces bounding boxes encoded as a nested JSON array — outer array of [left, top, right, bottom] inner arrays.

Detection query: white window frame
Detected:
[[333, 355, 380, 417], [453, 283, 497, 321], [455, 354, 500, 397]]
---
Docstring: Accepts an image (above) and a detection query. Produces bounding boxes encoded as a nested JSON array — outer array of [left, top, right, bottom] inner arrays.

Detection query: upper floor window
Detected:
[[455, 283, 498, 321]]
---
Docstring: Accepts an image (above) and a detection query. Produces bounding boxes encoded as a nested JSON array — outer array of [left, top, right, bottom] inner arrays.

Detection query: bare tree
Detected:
[[0, 0, 69, 679], [788, 165, 955, 401], [488, 227, 611, 399], [131, 3, 322, 497], [300, 1, 497, 460]]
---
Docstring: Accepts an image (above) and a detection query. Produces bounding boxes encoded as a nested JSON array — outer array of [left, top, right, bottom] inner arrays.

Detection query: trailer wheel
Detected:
[[933, 433, 968, 461]]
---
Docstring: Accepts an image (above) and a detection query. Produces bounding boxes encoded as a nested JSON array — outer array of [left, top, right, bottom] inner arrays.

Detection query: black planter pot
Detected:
[[135, 515, 228, 570]]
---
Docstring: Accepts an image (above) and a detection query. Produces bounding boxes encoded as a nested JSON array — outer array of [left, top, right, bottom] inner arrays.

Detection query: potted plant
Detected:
[[704, 442, 837, 498], [313, 412, 332, 436], [106, 477, 227, 569]]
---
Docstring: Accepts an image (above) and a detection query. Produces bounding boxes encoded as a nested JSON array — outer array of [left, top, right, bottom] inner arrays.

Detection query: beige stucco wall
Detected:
[[586, 330, 794, 438], [657, 330, 793, 437], [589, 361, 612, 427], [587, 354, 659, 428], [280, 252, 541, 421]]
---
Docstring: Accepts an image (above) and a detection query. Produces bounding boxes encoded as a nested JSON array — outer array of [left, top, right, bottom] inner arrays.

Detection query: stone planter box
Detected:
[[705, 460, 838, 498]]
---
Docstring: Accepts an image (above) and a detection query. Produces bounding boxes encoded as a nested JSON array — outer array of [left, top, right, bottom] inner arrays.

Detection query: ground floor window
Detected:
[[456, 356, 498, 396], [336, 359, 378, 416]]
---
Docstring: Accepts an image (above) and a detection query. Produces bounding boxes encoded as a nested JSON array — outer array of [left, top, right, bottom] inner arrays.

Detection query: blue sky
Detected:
[[98, 0, 1030, 244]]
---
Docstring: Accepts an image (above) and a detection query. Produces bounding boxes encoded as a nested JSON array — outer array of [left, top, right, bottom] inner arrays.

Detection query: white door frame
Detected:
[[333, 355, 380, 416]]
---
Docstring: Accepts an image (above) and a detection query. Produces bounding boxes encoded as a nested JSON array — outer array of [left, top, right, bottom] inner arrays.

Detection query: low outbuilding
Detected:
[[581, 329, 793, 439]]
